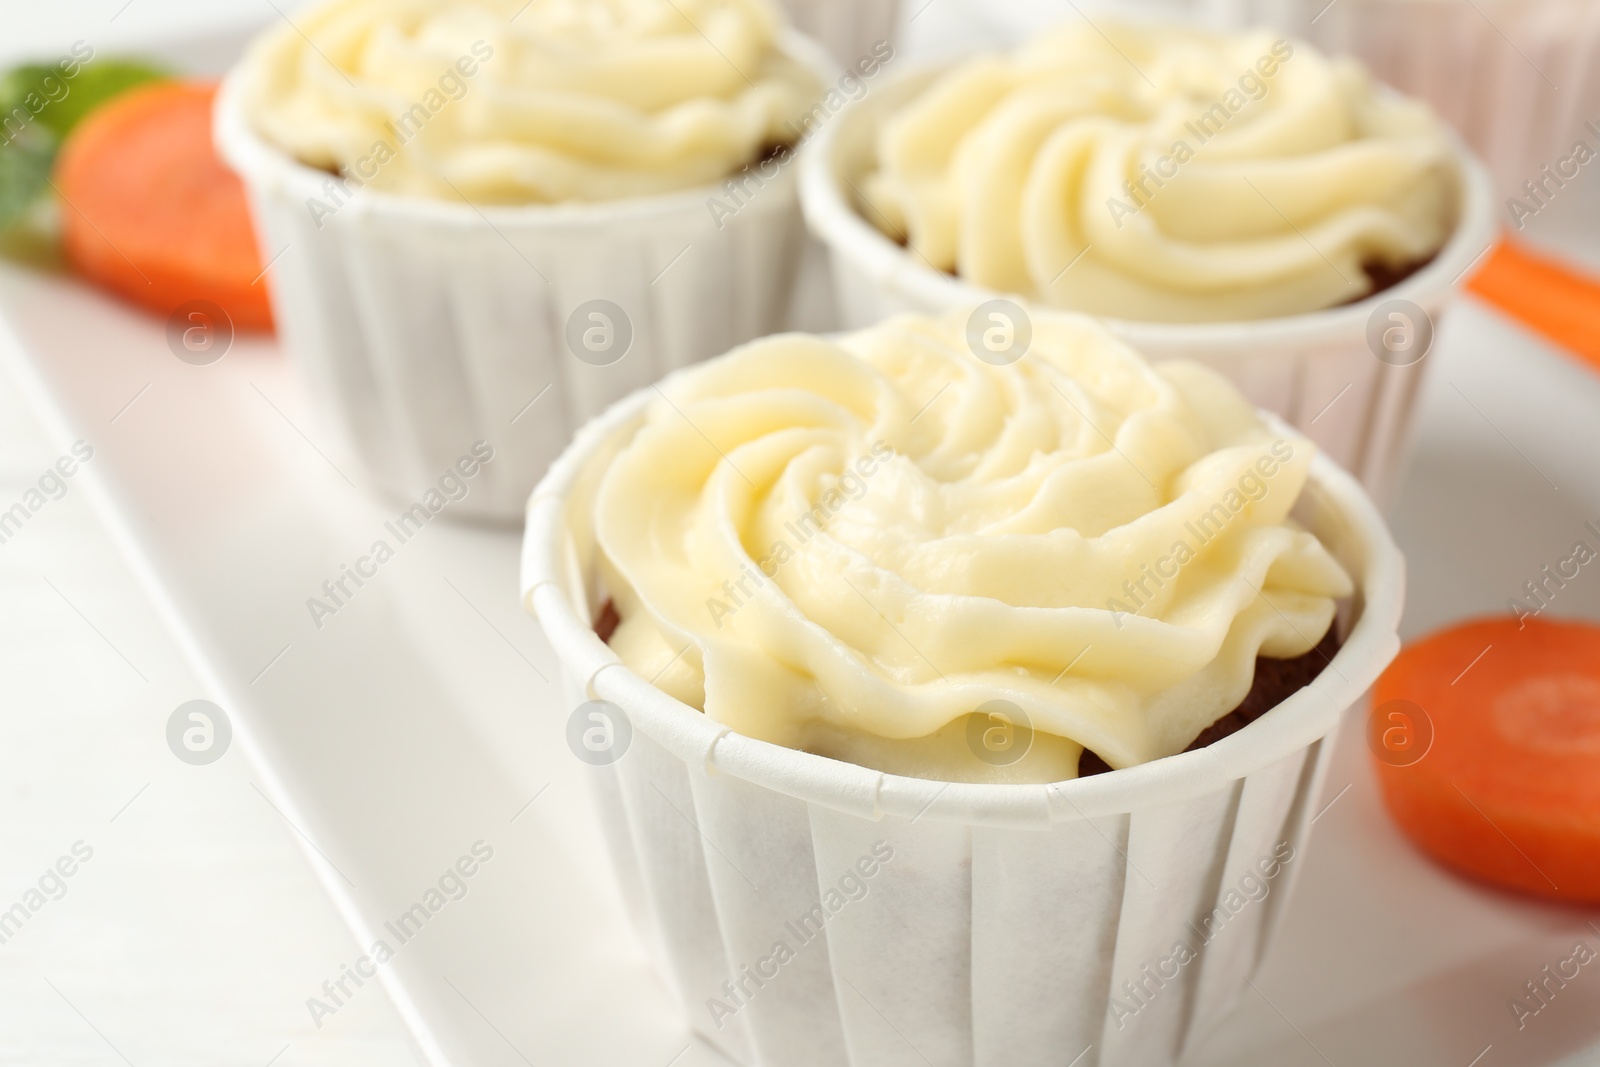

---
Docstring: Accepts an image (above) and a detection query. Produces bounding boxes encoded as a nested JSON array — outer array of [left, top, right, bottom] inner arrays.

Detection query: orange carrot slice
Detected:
[[1468, 239, 1600, 373], [1371, 615, 1600, 904], [54, 80, 272, 331]]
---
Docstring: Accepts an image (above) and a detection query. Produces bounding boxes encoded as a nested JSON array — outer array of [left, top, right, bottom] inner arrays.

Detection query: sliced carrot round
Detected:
[[1371, 615, 1600, 904], [54, 80, 272, 331]]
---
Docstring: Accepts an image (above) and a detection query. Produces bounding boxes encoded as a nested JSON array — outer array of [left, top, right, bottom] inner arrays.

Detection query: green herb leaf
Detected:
[[31, 59, 170, 139], [0, 57, 169, 235], [0, 127, 56, 232]]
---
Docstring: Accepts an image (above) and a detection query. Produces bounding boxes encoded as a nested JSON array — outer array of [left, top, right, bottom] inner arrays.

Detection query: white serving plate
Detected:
[[3, 10, 1600, 1067]]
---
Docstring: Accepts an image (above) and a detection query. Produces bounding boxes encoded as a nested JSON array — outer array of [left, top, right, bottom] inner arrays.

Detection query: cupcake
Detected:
[[799, 22, 1497, 497], [216, 0, 831, 520], [523, 309, 1404, 1067]]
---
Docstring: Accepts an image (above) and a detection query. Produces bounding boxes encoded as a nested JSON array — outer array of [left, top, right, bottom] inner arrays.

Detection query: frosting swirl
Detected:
[[861, 25, 1456, 322], [237, 0, 822, 203], [593, 310, 1353, 783]]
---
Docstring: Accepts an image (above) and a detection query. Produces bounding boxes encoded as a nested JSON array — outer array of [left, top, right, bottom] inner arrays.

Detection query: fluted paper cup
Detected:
[[214, 33, 834, 522], [777, 0, 901, 67], [799, 63, 1498, 502], [520, 377, 1404, 1067]]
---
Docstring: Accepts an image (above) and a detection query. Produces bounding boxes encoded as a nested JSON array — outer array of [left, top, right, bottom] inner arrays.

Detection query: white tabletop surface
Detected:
[[0, 4, 426, 1066], [0, 366, 423, 1067], [4, 3, 1600, 1067]]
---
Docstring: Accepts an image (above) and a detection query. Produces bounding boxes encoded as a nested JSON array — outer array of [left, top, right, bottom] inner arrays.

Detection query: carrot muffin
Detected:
[[216, 0, 833, 522], [858, 24, 1457, 322], [236, 0, 824, 204], [589, 309, 1354, 782]]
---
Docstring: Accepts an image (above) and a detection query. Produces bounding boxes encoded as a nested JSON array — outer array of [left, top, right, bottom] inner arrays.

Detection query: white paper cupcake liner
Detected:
[[1204, 0, 1600, 206], [213, 33, 835, 522], [777, 0, 902, 67], [521, 383, 1405, 1067], [798, 63, 1498, 503]]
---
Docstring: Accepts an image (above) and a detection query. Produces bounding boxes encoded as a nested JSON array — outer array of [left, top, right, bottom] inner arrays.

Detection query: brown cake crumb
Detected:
[[1076, 747, 1115, 777], [594, 598, 620, 645], [1078, 625, 1343, 777], [1339, 255, 1437, 306], [594, 597, 1343, 779], [935, 255, 1438, 307], [756, 141, 792, 166]]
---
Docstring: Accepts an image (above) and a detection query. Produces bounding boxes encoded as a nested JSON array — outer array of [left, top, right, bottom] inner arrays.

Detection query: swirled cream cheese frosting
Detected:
[[236, 0, 822, 203], [860, 25, 1457, 322], [592, 310, 1354, 783]]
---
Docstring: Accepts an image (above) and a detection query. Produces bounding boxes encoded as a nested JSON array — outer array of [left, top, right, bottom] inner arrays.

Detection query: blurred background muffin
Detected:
[[218, 0, 831, 520], [802, 21, 1496, 497]]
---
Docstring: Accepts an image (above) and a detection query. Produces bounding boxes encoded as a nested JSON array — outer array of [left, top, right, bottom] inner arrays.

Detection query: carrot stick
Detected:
[[1468, 239, 1600, 372]]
